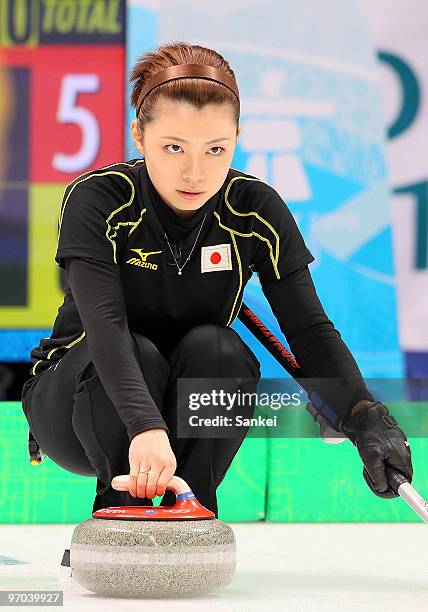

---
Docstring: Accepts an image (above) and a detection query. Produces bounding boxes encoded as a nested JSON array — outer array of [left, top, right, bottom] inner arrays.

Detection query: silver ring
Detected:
[[138, 470, 150, 474]]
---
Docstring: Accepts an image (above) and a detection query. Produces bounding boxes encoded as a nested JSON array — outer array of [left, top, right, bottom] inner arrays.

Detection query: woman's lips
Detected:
[[177, 190, 204, 199]]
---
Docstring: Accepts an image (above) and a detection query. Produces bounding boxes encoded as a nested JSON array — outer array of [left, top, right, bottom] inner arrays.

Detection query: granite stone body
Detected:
[[70, 516, 237, 598]]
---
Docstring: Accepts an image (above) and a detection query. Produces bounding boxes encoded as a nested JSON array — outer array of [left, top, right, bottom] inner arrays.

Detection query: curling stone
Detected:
[[70, 475, 237, 598]]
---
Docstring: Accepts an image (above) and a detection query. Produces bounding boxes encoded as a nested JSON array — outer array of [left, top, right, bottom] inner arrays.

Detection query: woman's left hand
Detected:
[[341, 401, 413, 498]]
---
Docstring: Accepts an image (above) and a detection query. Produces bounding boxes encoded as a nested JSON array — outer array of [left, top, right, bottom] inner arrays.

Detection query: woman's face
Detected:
[[130, 98, 240, 219]]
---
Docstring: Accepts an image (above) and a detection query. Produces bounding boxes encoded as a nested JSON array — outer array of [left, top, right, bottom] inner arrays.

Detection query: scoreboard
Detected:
[[0, 0, 125, 341]]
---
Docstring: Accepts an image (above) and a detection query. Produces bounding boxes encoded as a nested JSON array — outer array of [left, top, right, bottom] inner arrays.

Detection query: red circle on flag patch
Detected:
[[210, 252, 221, 264]]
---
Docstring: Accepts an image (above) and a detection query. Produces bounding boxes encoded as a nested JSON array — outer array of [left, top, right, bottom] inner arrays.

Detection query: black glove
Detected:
[[341, 401, 413, 498]]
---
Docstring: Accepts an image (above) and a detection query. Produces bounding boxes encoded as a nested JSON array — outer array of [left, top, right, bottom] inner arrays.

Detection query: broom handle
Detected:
[[386, 468, 428, 523], [238, 301, 428, 522], [237, 302, 344, 437]]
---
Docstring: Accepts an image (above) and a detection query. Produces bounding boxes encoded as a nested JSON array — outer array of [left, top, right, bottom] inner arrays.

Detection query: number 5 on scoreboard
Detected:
[[53, 74, 100, 173]]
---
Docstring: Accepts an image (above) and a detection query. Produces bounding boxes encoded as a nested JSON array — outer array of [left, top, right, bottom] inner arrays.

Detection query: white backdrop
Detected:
[[361, 0, 428, 357]]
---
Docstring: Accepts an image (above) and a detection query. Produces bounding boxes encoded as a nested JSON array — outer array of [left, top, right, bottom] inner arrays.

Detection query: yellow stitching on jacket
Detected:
[[227, 231, 242, 326], [224, 176, 280, 266], [58, 170, 143, 264], [104, 207, 148, 260], [213, 213, 243, 326], [127, 209, 147, 237], [31, 331, 86, 376], [213, 211, 280, 280], [59, 159, 145, 224]]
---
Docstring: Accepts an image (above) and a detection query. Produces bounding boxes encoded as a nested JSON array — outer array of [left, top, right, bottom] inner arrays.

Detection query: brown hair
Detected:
[[129, 42, 240, 140]]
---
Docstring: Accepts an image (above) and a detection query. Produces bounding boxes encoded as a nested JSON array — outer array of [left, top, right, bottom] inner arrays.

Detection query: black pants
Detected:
[[21, 324, 261, 518]]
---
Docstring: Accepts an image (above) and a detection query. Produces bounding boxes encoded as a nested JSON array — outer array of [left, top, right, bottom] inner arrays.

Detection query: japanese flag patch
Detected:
[[201, 243, 233, 273]]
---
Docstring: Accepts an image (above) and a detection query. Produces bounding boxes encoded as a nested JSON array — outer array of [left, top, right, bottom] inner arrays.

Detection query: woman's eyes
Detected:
[[163, 144, 225, 155]]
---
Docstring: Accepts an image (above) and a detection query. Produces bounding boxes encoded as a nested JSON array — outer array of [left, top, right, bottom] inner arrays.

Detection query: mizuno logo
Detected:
[[126, 248, 162, 271]]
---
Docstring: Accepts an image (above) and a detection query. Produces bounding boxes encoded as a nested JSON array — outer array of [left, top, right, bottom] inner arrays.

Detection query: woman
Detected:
[[21, 42, 413, 518]]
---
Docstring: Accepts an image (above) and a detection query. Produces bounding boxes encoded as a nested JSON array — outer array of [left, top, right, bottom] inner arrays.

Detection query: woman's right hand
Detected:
[[128, 428, 177, 499]]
